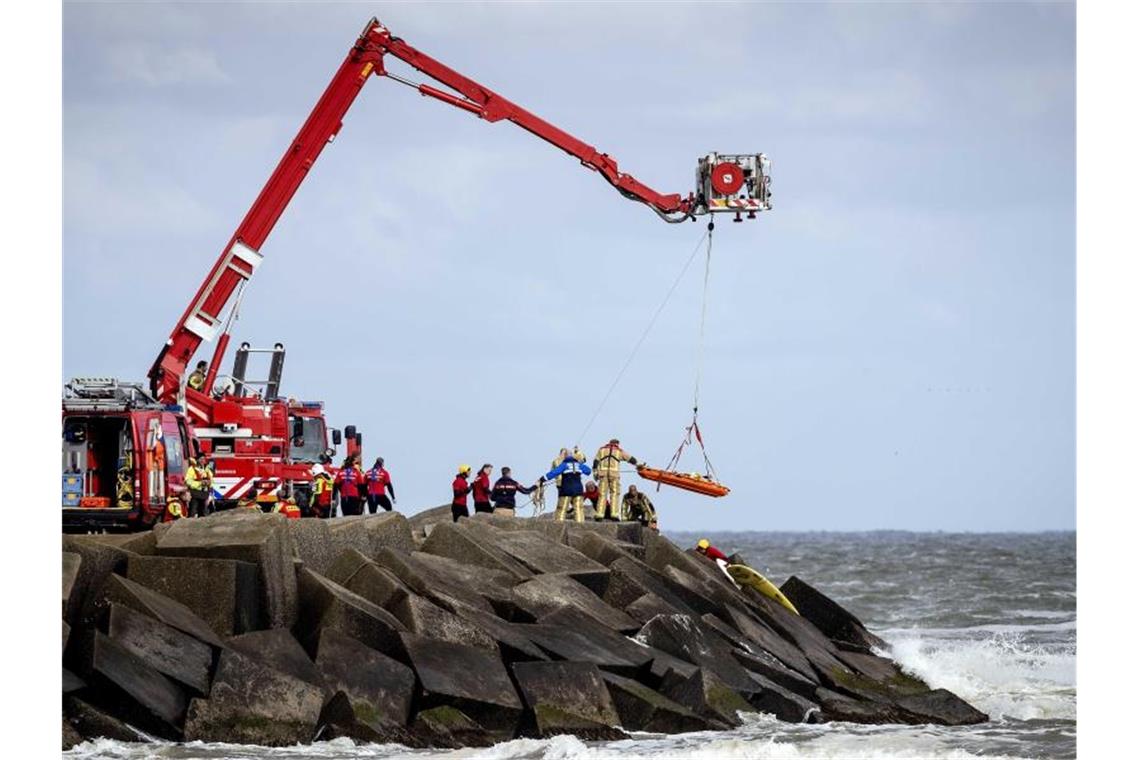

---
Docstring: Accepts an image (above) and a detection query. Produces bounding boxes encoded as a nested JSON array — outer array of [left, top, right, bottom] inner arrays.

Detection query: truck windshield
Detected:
[[289, 416, 325, 463]]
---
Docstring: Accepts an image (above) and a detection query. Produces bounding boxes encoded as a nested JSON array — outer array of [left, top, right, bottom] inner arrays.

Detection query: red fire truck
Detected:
[[63, 16, 769, 531]]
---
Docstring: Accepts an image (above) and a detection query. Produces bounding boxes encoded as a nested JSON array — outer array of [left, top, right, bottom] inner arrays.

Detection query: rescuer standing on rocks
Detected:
[[187, 360, 209, 391], [593, 438, 639, 521], [335, 455, 365, 516], [491, 466, 536, 514], [472, 464, 495, 514], [311, 465, 333, 518], [452, 464, 473, 522], [366, 457, 396, 513], [540, 452, 592, 522], [184, 456, 212, 518]]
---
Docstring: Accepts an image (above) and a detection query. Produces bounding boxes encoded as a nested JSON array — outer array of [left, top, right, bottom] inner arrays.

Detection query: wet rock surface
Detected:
[[60, 510, 987, 748]]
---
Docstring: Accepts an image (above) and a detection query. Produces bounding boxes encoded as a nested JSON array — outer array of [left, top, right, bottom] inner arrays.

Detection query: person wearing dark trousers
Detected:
[[452, 464, 473, 522], [335, 455, 365, 516], [491, 466, 537, 514], [472, 463, 494, 514], [366, 457, 396, 512]]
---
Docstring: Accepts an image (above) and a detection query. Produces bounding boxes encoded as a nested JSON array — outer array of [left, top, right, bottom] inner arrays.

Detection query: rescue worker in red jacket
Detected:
[[452, 464, 473, 522], [366, 457, 396, 513], [335, 455, 365, 516], [472, 464, 494, 514], [696, 538, 730, 562]]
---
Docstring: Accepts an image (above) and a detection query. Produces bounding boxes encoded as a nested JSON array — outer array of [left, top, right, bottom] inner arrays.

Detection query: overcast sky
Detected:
[[62, 1, 1074, 531]]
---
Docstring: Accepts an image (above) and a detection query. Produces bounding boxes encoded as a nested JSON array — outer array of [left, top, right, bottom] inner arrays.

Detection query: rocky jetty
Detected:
[[62, 509, 987, 750]]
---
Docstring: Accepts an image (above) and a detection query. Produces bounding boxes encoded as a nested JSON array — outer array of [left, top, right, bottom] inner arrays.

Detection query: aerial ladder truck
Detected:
[[63, 16, 771, 531]]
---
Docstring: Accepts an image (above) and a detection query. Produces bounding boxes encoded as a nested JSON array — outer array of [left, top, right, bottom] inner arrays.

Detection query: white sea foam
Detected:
[[885, 629, 1076, 721]]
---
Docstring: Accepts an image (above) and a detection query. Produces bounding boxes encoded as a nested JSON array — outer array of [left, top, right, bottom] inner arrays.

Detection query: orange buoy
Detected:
[[637, 465, 730, 498]]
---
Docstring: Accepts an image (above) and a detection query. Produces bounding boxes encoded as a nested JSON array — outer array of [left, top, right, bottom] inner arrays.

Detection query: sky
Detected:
[[62, 1, 1075, 531]]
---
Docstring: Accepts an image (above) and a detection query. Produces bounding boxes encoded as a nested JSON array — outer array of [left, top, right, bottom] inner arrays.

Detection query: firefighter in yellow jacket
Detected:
[[593, 438, 639, 521]]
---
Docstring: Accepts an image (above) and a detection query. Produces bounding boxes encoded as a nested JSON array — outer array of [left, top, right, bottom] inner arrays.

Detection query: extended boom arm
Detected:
[[149, 17, 767, 403]]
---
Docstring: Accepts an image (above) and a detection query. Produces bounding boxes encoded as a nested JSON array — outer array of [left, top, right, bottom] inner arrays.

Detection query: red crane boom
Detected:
[[148, 17, 769, 402]]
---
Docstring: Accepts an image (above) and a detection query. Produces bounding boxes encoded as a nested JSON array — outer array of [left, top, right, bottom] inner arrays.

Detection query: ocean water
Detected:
[[66, 531, 1076, 760]]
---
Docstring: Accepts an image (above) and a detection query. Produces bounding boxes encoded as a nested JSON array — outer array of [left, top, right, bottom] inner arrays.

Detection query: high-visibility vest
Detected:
[[165, 497, 183, 521], [273, 500, 301, 519]]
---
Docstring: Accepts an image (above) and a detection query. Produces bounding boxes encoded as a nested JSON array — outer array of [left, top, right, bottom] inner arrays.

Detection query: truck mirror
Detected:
[[344, 425, 356, 440], [331, 429, 342, 446]]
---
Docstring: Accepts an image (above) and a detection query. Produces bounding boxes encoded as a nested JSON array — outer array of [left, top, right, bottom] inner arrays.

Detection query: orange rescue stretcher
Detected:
[[636, 465, 731, 498]]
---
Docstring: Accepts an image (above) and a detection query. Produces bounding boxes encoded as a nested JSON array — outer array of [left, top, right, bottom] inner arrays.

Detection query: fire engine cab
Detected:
[[62, 378, 195, 532]]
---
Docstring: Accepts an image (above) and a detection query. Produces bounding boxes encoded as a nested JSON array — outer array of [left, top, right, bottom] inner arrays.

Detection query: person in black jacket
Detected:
[[491, 466, 537, 514]]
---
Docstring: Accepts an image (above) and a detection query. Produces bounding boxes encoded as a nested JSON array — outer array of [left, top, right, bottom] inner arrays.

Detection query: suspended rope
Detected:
[[574, 227, 711, 447], [636, 220, 731, 499]]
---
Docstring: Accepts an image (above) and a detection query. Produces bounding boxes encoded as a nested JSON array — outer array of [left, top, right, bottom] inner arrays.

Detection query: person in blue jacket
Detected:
[[539, 451, 592, 522]]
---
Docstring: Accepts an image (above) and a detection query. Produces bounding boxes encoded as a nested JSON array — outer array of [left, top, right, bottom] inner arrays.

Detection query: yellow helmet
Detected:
[[697, 538, 710, 550], [459, 464, 472, 475]]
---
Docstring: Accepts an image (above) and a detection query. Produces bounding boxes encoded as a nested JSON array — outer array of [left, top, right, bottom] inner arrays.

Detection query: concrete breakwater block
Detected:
[[183, 648, 324, 746], [59, 512, 991, 747], [315, 628, 416, 733], [294, 568, 406, 659], [512, 661, 625, 740], [126, 555, 260, 637], [400, 633, 523, 735], [155, 511, 297, 630]]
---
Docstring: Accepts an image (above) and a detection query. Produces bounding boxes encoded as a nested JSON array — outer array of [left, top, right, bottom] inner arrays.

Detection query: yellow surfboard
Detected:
[[726, 564, 800, 615]]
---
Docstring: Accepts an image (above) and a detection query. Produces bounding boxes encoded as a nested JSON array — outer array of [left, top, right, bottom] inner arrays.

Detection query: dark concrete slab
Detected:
[[464, 522, 610, 594], [103, 574, 223, 648], [893, 688, 989, 726], [781, 575, 890, 652], [90, 631, 188, 738], [108, 603, 213, 694], [315, 628, 416, 731], [227, 629, 328, 695], [64, 696, 147, 744], [62, 536, 134, 628], [725, 605, 818, 682], [126, 554, 260, 637], [627, 592, 685, 625], [513, 574, 638, 633], [732, 648, 820, 700], [513, 661, 625, 740], [412, 705, 493, 748], [389, 592, 499, 653], [63, 552, 81, 619], [603, 556, 699, 617], [294, 568, 406, 660], [635, 614, 757, 693], [184, 648, 324, 746], [374, 548, 497, 616], [745, 671, 821, 723], [401, 633, 523, 735], [601, 671, 724, 733], [446, 605, 551, 662], [663, 667, 756, 727]]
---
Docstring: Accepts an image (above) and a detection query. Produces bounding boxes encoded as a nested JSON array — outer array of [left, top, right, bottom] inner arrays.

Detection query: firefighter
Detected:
[[452, 464, 473, 522], [184, 456, 212, 518], [187, 360, 209, 391], [472, 464, 494, 514], [311, 467, 334, 518], [539, 452, 592, 522], [491, 466, 537, 514], [198, 451, 216, 515], [366, 457, 396, 513], [334, 455, 365, 516], [622, 485, 658, 531], [272, 487, 302, 519], [550, 448, 568, 490], [593, 438, 639, 521]]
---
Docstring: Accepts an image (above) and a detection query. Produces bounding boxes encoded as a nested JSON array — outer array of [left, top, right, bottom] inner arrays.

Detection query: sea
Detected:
[[65, 531, 1076, 760]]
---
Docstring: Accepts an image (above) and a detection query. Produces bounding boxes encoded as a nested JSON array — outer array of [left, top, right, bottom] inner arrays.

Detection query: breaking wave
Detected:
[[885, 628, 1076, 722]]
